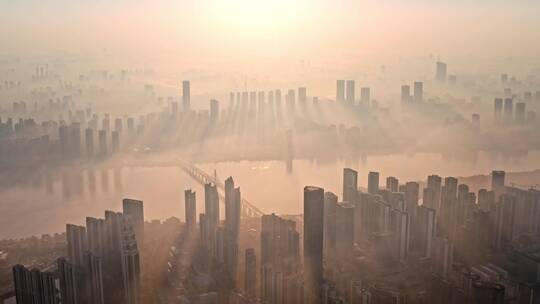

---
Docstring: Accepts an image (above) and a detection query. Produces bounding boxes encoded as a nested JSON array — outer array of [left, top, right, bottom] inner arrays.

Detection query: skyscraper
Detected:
[[13, 265, 58, 304], [503, 98, 513, 124], [386, 176, 399, 193], [210, 99, 219, 122], [85, 128, 94, 157], [424, 175, 442, 212], [491, 171, 505, 200], [120, 216, 141, 304], [515, 102, 526, 124], [224, 177, 241, 280], [336, 203, 355, 261], [436, 61, 447, 82], [368, 171, 380, 195], [324, 192, 338, 260], [401, 85, 411, 103], [494, 98, 503, 123], [413, 81, 423, 103], [184, 189, 197, 229], [86, 217, 106, 257], [303, 186, 324, 303], [346, 80, 355, 104], [67, 224, 87, 266], [122, 198, 144, 247], [360, 87, 370, 104], [57, 257, 80, 304], [245, 248, 257, 298], [182, 80, 190, 111], [336, 80, 345, 102], [298, 87, 307, 105], [84, 252, 105, 304], [343, 168, 358, 203]]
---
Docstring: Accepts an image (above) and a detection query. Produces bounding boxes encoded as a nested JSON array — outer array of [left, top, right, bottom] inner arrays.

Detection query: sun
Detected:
[[206, 0, 304, 33]]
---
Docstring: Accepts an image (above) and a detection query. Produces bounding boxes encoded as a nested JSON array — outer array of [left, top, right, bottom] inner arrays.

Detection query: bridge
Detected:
[[178, 160, 265, 218]]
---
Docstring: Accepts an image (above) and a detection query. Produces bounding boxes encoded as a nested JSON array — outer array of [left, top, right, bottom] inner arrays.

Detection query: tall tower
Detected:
[[182, 80, 190, 111], [336, 80, 345, 102], [343, 168, 358, 203], [210, 99, 219, 122], [360, 87, 370, 104], [120, 216, 141, 304], [368, 172, 380, 195], [346, 80, 355, 104], [436, 61, 447, 82], [401, 85, 411, 103], [184, 189, 197, 229], [245, 248, 257, 298], [66, 224, 87, 266], [413, 82, 423, 103], [122, 199, 144, 247], [491, 170, 506, 200], [303, 186, 324, 303]]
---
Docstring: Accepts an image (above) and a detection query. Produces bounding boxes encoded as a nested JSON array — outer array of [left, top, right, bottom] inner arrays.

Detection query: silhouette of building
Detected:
[[368, 172, 380, 195], [304, 186, 325, 303], [346, 80, 355, 104], [336, 80, 345, 102], [182, 80, 191, 111], [436, 61, 447, 82], [185, 189, 197, 229]]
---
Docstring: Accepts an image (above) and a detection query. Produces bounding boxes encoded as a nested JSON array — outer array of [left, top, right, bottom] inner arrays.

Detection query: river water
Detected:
[[1, 150, 539, 239]]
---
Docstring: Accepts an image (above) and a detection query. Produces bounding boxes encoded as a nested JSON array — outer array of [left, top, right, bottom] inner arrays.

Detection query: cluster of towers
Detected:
[[12, 199, 144, 304], [336, 80, 371, 105]]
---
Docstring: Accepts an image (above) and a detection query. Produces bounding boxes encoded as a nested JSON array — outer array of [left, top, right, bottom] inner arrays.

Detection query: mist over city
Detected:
[[1, 1, 540, 304]]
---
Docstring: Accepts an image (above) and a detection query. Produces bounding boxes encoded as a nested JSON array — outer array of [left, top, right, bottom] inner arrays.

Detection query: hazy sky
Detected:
[[1, 0, 539, 69]]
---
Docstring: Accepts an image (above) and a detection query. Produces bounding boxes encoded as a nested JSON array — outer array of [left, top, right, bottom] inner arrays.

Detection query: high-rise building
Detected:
[[336, 80, 345, 102], [386, 176, 399, 193], [336, 203, 355, 261], [245, 248, 257, 298], [515, 102, 526, 124], [368, 172, 379, 195], [210, 99, 219, 122], [182, 80, 190, 111], [503, 98, 513, 123], [491, 171, 505, 200], [346, 80, 355, 104], [404, 182, 419, 216], [84, 252, 105, 304], [298, 87, 307, 105], [85, 128, 94, 157], [494, 98, 503, 123], [67, 224, 87, 266], [413, 82, 423, 103], [120, 219, 141, 304], [111, 131, 120, 152], [122, 199, 144, 247], [401, 85, 411, 103], [424, 175, 442, 212], [390, 209, 410, 263], [343, 168, 358, 203], [86, 217, 106, 257], [57, 257, 80, 304], [304, 186, 325, 303], [98, 130, 107, 157], [13, 265, 58, 304], [224, 177, 241, 280], [184, 189, 197, 229], [360, 87, 370, 104], [436, 62, 447, 82], [204, 183, 220, 228], [324, 192, 338, 260], [431, 237, 454, 279], [416, 206, 436, 259]]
